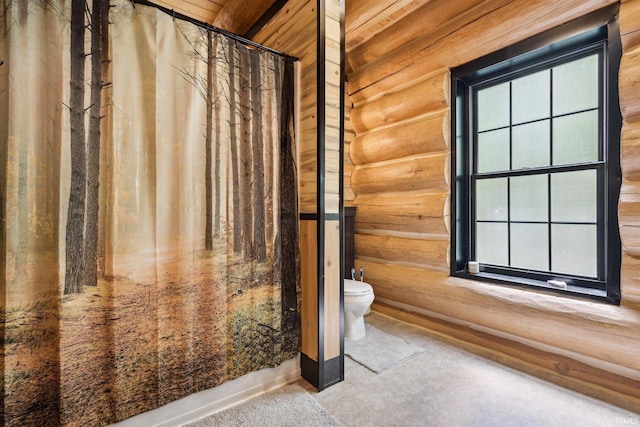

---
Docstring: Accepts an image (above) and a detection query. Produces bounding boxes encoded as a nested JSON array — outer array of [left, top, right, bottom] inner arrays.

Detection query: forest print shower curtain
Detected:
[[0, 0, 299, 425]]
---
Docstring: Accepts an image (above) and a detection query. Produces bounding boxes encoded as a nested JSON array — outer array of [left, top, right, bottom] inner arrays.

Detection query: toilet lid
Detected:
[[344, 279, 372, 295]]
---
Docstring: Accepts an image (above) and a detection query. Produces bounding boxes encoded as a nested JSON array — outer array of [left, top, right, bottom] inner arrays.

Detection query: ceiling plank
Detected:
[[152, 0, 222, 23], [346, 0, 430, 49], [213, 0, 277, 34]]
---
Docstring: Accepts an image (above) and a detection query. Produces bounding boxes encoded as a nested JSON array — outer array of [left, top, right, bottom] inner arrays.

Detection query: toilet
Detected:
[[344, 279, 375, 340]]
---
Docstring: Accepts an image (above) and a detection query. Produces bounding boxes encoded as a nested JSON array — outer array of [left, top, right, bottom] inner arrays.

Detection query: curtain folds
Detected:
[[0, 1, 299, 425]]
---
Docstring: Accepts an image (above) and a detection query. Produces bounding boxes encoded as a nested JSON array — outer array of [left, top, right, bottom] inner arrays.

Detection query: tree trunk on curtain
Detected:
[[250, 50, 266, 262], [65, 0, 87, 295], [98, 0, 111, 277], [213, 36, 222, 240], [18, 0, 28, 24], [228, 41, 242, 254], [14, 0, 29, 283], [205, 30, 214, 251], [84, 0, 104, 288], [264, 57, 276, 255], [279, 58, 299, 349], [239, 46, 253, 259], [15, 107, 28, 283], [273, 58, 283, 268]]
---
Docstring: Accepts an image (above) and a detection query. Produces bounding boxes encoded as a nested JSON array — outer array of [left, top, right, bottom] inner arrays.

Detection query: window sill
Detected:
[[453, 270, 613, 304]]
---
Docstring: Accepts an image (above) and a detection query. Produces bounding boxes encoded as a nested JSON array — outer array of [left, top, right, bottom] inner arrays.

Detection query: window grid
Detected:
[[470, 50, 603, 281], [450, 8, 622, 303]]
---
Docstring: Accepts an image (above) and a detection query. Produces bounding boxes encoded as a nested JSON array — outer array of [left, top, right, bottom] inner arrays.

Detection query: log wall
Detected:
[[345, 0, 640, 411]]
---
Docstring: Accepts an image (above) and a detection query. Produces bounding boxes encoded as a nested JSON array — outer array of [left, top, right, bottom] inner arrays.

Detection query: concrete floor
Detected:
[[300, 312, 639, 427]]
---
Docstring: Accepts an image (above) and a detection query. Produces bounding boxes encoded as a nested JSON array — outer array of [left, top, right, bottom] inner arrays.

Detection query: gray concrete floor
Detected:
[[299, 312, 640, 427]]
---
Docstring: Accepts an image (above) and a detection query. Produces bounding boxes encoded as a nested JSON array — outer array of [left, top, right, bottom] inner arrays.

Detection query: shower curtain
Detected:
[[0, 1, 299, 425]]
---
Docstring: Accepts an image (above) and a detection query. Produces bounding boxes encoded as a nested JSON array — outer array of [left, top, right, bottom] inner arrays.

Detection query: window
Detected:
[[450, 7, 622, 303]]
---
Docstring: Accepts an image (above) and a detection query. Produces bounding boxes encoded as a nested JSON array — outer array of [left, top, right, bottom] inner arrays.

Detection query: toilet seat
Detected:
[[345, 280, 373, 295]]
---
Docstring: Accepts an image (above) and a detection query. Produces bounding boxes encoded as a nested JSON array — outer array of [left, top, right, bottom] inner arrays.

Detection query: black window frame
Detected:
[[450, 5, 622, 304]]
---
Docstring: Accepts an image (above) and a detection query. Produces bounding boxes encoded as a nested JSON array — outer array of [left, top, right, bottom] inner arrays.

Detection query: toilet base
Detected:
[[345, 311, 366, 340]]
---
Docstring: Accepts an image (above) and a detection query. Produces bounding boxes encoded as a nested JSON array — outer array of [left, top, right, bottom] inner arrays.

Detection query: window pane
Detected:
[[477, 82, 510, 132], [476, 178, 508, 221], [512, 120, 550, 169], [476, 222, 508, 265], [510, 175, 548, 222], [512, 70, 550, 124], [551, 170, 597, 223], [551, 224, 597, 277], [552, 110, 599, 165], [477, 128, 510, 173], [511, 223, 549, 271], [553, 54, 599, 116]]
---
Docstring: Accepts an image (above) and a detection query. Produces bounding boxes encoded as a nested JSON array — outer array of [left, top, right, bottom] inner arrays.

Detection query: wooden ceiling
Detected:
[[153, 0, 434, 45], [152, 0, 277, 35]]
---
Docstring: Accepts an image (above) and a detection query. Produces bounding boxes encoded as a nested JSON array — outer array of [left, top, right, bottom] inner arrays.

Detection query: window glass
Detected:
[[510, 175, 548, 222], [512, 70, 550, 124], [477, 82, 510, 131], [511, 223, 549, 271], [551, 224, 597, 277], [512, 120, 550, 169], [551, 170, 597, 223], [476, 223, 509, 265], [477, 129, 510, 173], [552, 110, 599, 165], [552, 54, 599, 116], [476, 178, 508, 221]]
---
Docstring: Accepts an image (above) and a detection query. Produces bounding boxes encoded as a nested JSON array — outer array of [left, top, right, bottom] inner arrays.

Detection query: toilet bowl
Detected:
[[344, 279, 375, 340]]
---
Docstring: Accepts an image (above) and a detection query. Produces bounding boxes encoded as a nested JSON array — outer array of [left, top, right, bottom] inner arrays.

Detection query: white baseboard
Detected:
[[109, 355, 301, 427]]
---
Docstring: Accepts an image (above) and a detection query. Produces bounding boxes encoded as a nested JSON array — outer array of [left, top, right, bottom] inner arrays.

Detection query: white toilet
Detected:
[[344, 278, 375, 340]]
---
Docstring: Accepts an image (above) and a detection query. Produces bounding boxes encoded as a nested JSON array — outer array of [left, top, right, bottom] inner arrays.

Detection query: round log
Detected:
[[622, 122, 640, 181], [350, 111, 449, 165], [351, 153, 448, 195], [355, 233, 449, 269], [621, 0, 640, 52], [354, 192, 448, 234], [350, 73, 448, 134], [619, 182, 640, 258], [622, 253, 640, 307], [620, 51, 640, 123]]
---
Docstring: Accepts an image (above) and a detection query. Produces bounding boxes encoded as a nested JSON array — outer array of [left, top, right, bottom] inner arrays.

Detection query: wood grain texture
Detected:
[[345, 0, 429, 48], [354, 192, 448, 235], [355, 233, 449, 270], [212, 0, 276, 32], [154, 0, 223, 23], [324, 221, 341, 360], [351, 153, 449, 195], [373, 302, 640, 414], [348, 0, 618, 103], [350, 111, 448, 165], [356, 259, 640, 374], [347, 0, 503, 71], [300, 220, 318, 360], [350, 73, 448, 133], [621, 50, 640, 123], [621, 0, 640, 51], [621, 122, 640, 181]]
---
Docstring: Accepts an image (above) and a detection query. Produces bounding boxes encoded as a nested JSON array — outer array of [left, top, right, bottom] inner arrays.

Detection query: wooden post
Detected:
[[299, 0, 345, 391]]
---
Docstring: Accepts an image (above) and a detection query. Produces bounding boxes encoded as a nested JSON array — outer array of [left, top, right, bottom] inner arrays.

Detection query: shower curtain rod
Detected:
[[130, 0, 299, 61]]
